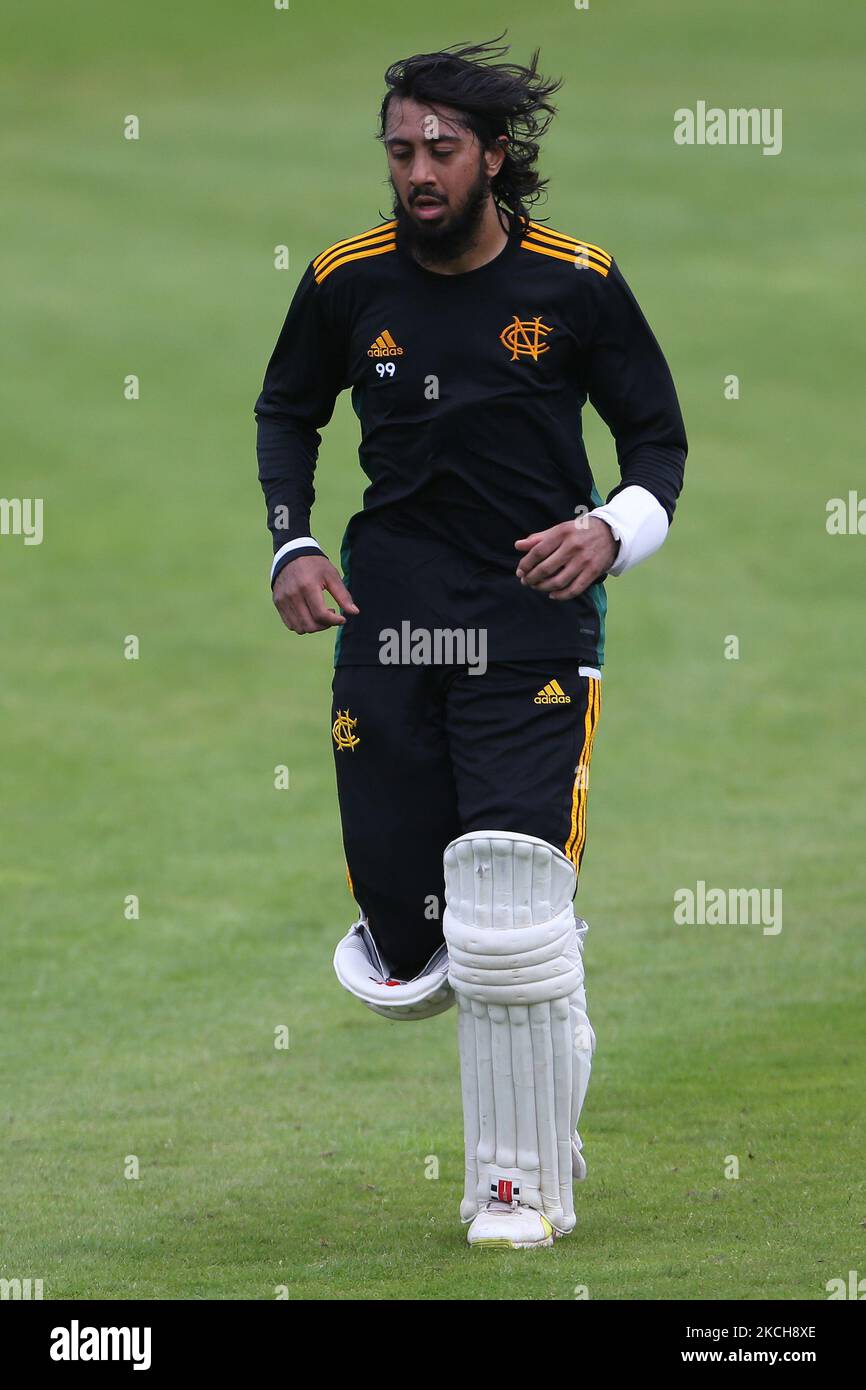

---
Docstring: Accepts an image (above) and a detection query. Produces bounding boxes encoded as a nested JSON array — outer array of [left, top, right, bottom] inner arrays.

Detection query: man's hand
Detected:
[[514, 517, 618, 600], [272, 554, 359, 634]]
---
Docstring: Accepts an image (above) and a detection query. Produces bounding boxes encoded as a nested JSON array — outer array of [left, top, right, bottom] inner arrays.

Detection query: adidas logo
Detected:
[[367, 329, 404, 357], [534, 679, 571, 705]]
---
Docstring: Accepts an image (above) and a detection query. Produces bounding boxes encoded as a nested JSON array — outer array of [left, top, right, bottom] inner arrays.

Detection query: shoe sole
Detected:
[[467, 1213, 559, 1249]]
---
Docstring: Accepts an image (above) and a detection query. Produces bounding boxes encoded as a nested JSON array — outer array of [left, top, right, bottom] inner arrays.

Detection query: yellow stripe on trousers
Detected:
[[565, 676, 601, 868]]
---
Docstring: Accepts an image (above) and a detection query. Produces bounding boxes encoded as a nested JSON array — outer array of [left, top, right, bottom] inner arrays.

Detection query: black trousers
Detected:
[[330, 660, 602, 979]]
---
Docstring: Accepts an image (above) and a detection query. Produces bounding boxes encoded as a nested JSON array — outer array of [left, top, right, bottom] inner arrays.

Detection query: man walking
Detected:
[[255, 38, 686, 1247]]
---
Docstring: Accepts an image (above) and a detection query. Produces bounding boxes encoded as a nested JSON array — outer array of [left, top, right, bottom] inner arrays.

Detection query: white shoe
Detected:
[[466, 1200, 558, 1249], [466, 1139, 588, 1248]]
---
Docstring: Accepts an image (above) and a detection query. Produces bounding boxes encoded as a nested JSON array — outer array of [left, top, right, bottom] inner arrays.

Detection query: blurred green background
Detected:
[[1, 0, 864, 1299]]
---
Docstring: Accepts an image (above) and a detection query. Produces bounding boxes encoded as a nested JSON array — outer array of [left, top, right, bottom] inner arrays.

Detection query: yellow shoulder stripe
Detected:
[[314, 221, 397, 284], [527, 223, 612, 262], [522, 222, 611, 277], [313, 220, 397, 270]]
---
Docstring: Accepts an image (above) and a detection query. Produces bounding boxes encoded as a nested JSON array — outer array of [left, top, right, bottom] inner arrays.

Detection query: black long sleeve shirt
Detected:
[[255, 213, 686, 666]]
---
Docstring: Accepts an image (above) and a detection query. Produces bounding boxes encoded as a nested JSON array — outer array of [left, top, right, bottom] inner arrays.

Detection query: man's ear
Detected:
[[487, 134, 508, 176]]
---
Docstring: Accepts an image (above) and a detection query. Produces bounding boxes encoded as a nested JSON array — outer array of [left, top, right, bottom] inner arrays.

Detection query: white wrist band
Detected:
[[590, 485, 669, 577], [270, 535, 322, 583]]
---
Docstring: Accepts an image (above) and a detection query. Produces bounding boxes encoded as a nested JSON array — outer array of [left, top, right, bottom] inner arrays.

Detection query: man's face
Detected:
[[384, 97, 505, 263]]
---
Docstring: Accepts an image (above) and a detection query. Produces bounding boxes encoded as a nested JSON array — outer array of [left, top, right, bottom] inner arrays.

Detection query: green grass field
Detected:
[[1, 0, 864, 1300]]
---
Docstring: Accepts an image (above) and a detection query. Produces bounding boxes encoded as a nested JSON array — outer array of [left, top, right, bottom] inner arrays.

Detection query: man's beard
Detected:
[[391, 162, 501, 267]]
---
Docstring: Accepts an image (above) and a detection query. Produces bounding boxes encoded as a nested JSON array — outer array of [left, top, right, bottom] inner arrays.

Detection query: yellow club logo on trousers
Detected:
[[332, 708, 360, 751]]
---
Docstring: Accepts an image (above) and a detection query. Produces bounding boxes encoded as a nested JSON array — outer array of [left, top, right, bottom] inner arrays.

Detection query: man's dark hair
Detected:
[[378, 34, 562, 232]]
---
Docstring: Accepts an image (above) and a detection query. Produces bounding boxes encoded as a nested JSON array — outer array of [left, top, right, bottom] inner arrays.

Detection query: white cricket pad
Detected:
[[443, 831, 595, 1234], [333, 914, 455, 1021]]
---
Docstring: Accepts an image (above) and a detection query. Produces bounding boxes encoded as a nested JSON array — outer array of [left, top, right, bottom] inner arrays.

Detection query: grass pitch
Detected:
[[1, 0, 864, 1299]]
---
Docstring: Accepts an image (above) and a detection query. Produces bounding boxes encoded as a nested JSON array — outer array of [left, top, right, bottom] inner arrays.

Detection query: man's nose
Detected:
[[408, 151, 438, 187]]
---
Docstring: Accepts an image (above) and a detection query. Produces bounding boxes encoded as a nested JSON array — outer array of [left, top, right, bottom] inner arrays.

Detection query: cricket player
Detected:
[[255, 38, 687, 1248]]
